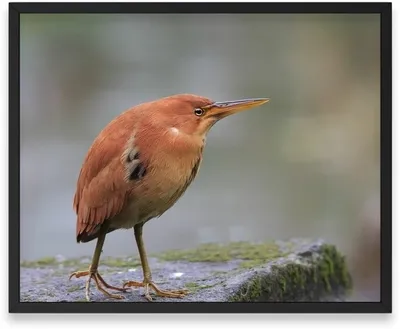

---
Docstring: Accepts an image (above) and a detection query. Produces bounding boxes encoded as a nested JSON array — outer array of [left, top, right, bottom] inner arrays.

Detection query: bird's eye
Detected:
[[194, 108, 205, 116]]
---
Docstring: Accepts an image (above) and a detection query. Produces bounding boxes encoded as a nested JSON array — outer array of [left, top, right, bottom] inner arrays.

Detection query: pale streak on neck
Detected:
[[165, 126, 204, 155], [169, 127, 180, 136]]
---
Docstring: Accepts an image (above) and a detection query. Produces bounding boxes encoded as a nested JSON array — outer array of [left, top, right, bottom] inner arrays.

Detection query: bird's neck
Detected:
[[136, 121, 205, 166], [162, 126, 205, 161]]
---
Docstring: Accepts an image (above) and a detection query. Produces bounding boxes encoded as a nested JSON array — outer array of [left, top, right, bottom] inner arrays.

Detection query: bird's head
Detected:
[[149, 94, 270, 137]]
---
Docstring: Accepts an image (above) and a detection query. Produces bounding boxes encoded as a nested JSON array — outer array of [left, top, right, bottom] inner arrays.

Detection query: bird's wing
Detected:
[[74, 114, 136, 242]]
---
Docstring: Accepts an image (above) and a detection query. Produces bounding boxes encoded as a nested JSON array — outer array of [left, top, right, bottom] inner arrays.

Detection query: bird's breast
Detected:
[[112, 146, 203, 229], [139, 151, 202, 217]]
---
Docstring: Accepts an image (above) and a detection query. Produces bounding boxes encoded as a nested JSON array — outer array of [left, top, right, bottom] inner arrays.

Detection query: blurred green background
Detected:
[[20, 14, 380, 301]]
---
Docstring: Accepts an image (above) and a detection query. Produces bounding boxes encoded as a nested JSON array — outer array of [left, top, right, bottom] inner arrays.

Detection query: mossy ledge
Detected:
[[227, 244, 352, 302], [20, 239, 352, 302]]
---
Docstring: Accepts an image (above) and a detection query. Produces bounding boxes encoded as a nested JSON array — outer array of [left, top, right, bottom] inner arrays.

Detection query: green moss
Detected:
[[279, 276, 287, 293], [20, 256, 140, 269], [184, 282, 201, 292], [20, 256, 85, 268], [201, 283, 215, 290], [67, 285, 82, 293], [21, 241, 287, 269], [232, 277, 264, 302], [184, 281, 219, 293], [317, 245, 352, 293], [240, 258, 278, 269], [228, 244, 352, 302], [157, 244, 231, 262], [21, 257, 57, 267], [157, 241, 285, 264]]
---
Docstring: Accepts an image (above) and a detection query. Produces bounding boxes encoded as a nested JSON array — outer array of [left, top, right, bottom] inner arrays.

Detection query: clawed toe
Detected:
[[69, 269, 128, 301], [123, 280, 188, 301]]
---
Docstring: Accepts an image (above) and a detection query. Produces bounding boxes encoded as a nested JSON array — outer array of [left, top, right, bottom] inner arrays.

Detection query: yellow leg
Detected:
[[69, 231, 129, 301], [123, 224, 188, 301]]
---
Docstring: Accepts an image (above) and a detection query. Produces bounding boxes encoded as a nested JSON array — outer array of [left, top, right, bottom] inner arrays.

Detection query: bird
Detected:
[[69, 94, 269, 301]]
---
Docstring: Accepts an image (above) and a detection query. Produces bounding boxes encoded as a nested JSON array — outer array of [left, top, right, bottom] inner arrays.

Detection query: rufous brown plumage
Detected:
[[69, 94, 269, 301]]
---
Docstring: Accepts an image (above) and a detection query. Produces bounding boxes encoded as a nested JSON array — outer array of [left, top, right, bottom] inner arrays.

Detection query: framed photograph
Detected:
[[9, 2, 391, 313]]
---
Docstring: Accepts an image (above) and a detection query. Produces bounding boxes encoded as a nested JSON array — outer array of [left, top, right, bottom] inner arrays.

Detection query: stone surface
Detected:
[[20, 239, 352, 302]]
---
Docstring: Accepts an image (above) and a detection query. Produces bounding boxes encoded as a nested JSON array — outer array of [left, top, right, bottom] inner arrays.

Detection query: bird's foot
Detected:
[[123, 279, 188, 301], [69, 269, 129, 301]]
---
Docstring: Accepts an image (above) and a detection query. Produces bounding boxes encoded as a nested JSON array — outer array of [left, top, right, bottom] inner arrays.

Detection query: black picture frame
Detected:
[[9, 2, 392, 314]]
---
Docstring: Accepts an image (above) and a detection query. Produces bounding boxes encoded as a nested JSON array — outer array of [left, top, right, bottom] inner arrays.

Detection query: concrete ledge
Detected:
[[20, 239, 352, 302]]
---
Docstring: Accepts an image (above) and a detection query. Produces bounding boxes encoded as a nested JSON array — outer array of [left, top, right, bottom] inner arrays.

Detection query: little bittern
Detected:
[[70, 94, 269, 301]]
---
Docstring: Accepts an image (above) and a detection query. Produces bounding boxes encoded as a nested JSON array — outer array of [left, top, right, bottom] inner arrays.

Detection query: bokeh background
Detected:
[[20, 14, 380, 301]]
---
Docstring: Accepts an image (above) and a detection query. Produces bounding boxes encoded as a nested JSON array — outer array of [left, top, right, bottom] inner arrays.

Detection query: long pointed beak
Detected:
[[205, 98, 270, 119]]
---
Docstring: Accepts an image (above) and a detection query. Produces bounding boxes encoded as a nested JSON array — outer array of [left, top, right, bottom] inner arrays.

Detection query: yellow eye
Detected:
[[194, 108, 205, 116]]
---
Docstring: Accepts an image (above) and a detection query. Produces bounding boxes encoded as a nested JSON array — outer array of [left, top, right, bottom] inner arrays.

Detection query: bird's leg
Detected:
[[123, 224, 188, 301], [69, 231, 129, 301]]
